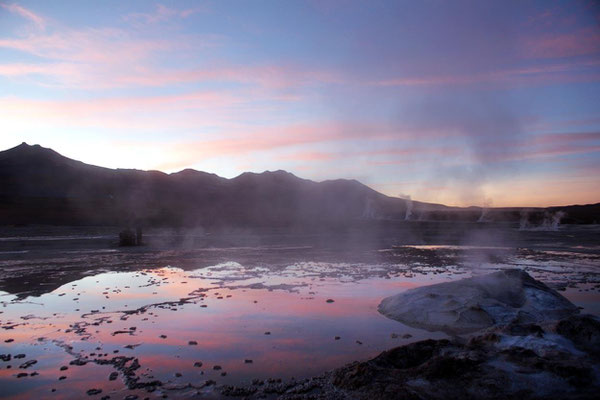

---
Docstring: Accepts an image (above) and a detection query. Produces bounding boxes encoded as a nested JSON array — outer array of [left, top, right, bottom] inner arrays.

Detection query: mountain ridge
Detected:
[[0, 143, 598, 227]]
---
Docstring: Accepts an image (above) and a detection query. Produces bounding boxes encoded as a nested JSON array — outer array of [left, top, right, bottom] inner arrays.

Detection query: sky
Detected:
[[1, 0, 599, 207]]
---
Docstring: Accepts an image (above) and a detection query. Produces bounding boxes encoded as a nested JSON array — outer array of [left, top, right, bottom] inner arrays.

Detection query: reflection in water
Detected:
[[0, 264, 451, 399]]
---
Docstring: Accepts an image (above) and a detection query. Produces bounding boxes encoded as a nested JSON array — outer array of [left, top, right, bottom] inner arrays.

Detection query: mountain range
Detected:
[[0, 143, 598, 227]]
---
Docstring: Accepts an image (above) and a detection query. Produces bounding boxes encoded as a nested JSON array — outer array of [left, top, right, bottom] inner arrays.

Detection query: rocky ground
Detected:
[[215, 314, 600, 399]]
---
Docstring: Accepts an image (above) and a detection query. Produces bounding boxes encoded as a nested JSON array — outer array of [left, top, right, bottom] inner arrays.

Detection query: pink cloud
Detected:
[[530, 131, 600, 145], [151, 122, 404, 170], [517, 144, 600, 160], [522, 27, 600, 59], [276, 151, 339, 161], [0, 28, 336, 90], [373, 60, 600, 88], [531, 117, 600, 131], [0, 2, 45, 29], [109, 63, 341, 90], [0, 28, 181, 64], [269, 130, 599, 171], [0, 90, 248, 134], [0, 13, 226, 89], [123, 3, 206, 26], [151, 125, 469, 172], [365, 146, 461, 158], [467, 131, 600, 163], [305, 131, 600, 169], [0, 2, 338, 91], [0, 91, 238, 115], [0, 62, 76, 77]]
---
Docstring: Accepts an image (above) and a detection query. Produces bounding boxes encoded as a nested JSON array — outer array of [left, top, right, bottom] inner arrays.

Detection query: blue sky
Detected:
[[1, 0, 599, 206]]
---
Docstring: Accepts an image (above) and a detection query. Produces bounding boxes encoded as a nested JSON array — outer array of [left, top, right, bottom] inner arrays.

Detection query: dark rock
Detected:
[[86, 388, 102, 395], [19, 360, 37, 369], [220, 385, 257, 396], [119, 229, 137, 247], [555, 314, 600, 357], [503, 321, 545, 337]]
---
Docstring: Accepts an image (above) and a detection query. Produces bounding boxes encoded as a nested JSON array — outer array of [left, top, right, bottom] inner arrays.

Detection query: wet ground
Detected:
[[0, 222, 599, 399]]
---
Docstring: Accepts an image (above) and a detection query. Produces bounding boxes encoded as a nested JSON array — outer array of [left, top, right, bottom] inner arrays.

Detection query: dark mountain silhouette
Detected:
[[0, 143, 598, 227]]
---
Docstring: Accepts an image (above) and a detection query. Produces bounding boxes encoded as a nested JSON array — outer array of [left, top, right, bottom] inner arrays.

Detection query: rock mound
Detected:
[[378, 269, 578, 334]]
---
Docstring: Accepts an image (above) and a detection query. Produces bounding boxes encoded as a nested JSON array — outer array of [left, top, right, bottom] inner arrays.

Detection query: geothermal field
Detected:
[[1, 223, 599, 399]]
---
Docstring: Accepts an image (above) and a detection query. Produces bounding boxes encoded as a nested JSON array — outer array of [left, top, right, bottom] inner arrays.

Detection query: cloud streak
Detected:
[[0, 2, 45, 29], [123, 3, 206, 26], [373, 60, 600, 88]]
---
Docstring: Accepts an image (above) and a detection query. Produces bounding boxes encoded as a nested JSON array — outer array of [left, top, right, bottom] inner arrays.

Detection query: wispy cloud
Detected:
[[0, 62, 77, 77], [0, 5, 223, 89], [522, 27, 600, 59], [0, 20, 336, 90], [0, 2, 46, 29], [123, 3, 206, 26], [0, 91, 246, 132], [373, 60, 600, 88]]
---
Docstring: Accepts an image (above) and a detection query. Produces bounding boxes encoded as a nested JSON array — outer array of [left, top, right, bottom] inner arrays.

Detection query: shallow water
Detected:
[[0, 223, 599, 399], [0, 265, 451, 399]]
